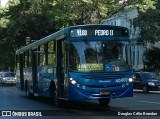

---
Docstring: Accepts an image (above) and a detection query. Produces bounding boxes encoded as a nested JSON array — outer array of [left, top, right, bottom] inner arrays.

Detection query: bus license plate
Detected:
[[100, 91, 110, 95]]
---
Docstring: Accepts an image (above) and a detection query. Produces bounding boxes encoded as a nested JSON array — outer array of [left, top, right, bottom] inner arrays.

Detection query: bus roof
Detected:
[[16, 24, 129, 54]]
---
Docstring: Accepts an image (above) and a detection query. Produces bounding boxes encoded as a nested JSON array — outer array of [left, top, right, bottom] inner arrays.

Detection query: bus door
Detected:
[[56, 39, 67, 98], [31, 49, 38, 93], [19, 54, 24, 90]]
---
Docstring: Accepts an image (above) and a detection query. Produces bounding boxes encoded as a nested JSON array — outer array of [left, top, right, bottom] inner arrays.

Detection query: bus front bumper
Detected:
[[68, 83, 133, 100]]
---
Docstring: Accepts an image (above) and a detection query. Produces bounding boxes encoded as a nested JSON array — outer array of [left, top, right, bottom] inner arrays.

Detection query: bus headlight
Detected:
[[69, 78, 86, 89], [128, 78, 133, 82], [71, 80, 76, 85]]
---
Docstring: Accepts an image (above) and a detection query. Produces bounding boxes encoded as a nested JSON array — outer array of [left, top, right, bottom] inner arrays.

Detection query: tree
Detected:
[[133, 0, 160, 47], [0, 0, 58, 70], [143, 47, 160, 71], [43, 0, 119, 25]]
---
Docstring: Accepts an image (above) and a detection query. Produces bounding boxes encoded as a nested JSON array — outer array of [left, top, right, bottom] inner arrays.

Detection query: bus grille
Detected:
[[80, 72, 125, 80], [87, 84, 122, 88]]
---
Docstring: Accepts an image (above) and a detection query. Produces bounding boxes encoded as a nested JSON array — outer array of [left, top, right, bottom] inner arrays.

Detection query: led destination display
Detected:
[[70, 26, 128, 37]]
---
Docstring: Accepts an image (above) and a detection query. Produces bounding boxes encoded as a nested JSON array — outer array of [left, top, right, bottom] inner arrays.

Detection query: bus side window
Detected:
[[39, 45, 45, 66], [24, 51, 29, 68], [47, 40, 56, 65], [16, 54, 20, 70]]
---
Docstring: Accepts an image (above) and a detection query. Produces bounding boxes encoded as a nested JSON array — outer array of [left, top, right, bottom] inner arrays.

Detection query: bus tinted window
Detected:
[[24, 52, 28, 68], [28, 50, 31, 67], [48, 41, 55, 65], [39, 45, 45, 66], [69, 40, 130, 72], [16, 55, 20, 70]]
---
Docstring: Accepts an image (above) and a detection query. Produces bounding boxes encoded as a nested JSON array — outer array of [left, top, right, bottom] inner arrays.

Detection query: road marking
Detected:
[[134, 89, 160, 93], [139, 101, 160, 105]]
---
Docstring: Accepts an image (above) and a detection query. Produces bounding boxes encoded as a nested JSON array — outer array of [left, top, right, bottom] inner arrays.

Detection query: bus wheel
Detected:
[[98, 98, 110, 106]]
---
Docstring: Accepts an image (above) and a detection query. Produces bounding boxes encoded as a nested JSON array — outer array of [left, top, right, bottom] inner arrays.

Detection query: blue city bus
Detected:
[[15, 25, 134, 106]]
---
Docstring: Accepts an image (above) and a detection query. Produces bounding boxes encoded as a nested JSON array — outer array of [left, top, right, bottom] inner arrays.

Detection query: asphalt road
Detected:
[[0, 86, 160, 119]]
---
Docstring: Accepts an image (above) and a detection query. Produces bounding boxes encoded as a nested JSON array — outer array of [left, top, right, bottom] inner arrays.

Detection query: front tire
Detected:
[[98, 98, 110, 106]]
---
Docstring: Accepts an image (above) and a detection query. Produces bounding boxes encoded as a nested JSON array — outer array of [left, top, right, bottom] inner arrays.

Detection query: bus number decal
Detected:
[[95, 30, 113, 36], [77, 30, 87, 36]]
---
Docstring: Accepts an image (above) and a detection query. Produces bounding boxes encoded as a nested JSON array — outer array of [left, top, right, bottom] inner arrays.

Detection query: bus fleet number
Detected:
[[77, 30, 87, 36]]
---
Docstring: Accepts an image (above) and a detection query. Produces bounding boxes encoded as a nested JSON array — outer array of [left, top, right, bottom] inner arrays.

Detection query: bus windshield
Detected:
[[69, 40, 130, 72]]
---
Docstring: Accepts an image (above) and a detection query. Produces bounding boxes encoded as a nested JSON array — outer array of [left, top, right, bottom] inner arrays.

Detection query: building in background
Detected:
[[102, 5, 145, 71]]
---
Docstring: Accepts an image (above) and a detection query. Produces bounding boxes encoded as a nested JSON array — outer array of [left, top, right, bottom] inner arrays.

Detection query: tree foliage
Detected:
[[133, 0, 160, 47], [143, 47, 160, 71], [0, 0, 58, 70]]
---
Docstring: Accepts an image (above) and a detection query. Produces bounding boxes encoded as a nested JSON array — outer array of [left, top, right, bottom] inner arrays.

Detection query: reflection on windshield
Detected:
[[69, 40, 130, 72]]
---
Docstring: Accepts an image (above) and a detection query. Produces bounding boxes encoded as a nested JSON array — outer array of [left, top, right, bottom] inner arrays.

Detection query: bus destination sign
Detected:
[[70, 27, 128, 37]]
